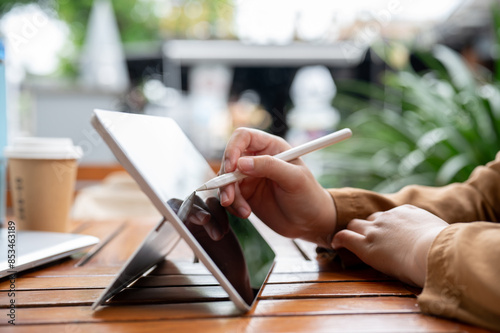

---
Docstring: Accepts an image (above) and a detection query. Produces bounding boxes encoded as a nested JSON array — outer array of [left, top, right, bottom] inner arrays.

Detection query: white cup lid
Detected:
[[4, 137, 83, 160]]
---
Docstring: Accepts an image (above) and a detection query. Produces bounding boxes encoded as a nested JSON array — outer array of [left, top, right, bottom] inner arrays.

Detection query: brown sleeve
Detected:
[[328, 152, 500, 231], [328, 153, 500, 329], [418, 222, 500, 331]]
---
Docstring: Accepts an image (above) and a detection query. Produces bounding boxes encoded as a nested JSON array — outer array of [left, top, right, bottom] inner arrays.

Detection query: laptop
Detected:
[[90, 109, 275, 312], [0, 229, 99, 279]]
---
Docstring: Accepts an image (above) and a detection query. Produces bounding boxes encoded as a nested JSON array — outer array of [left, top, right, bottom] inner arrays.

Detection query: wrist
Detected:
[[302, 188, 338, 248], [412, 226, 447, 287]]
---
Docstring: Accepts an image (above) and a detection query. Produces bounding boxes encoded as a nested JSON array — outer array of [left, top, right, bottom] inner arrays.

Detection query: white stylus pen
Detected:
[[196, 128, 352, 191]]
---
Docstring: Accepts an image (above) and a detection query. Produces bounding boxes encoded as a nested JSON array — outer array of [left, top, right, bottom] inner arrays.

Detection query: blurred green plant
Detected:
[[0, 0, 161, 45], [0, 0, 162, 77], [159, 0, 234, 40], [0, 0, 235, 77], [56, 0, 162, 77], [58, 0, 161, 45], [323, 5, 500, 193]]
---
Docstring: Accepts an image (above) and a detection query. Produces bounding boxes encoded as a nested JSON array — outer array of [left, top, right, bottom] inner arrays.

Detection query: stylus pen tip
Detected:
[[196, 184, 208, 191]]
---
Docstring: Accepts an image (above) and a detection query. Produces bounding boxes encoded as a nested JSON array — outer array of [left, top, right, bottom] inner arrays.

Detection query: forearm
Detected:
[[329, 154, 500, 230], [329, 184, 497, 231]]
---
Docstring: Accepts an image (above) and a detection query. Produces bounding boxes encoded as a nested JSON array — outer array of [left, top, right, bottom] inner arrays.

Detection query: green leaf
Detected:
[[492, 2, 500, 81], [432, 45, 476, 92], [436, 154, 471, 185]]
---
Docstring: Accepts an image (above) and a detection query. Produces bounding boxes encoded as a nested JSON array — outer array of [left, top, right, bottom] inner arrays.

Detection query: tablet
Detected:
[[91, 109, 275, 311]]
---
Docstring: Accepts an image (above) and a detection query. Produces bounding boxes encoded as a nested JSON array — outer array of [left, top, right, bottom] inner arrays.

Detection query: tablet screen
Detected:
[[92, 110, 275, 310], [168, 195, 274, 305]]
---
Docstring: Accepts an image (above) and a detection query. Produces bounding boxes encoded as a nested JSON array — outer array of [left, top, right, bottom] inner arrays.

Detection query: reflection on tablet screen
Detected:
[[168, 194, 274, 306]]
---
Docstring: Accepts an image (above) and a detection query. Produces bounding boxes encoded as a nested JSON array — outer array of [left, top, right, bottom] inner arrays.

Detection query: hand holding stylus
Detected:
[[197, 128, 352, 191], [215, 128, 350, 249]]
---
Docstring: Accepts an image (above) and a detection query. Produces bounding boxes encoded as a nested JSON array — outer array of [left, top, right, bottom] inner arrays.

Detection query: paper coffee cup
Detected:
[[5, 137, 83, 232]]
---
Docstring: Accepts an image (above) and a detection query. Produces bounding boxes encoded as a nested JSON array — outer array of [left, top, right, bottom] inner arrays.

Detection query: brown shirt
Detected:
[[328, 153, 500, 330]]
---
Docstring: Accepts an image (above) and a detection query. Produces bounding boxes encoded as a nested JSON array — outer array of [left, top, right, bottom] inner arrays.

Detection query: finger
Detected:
[[223, 128, 254, 174], [223, 128, 290, 173], [219, 143, 235, 207], [224, 204, 240, 218], [331, 230, 366, 258], [346, 218, 370, 234], [237, 155, 306, 193], [187, 197, 222, 240], [185, 204, 211, 226], [206, 197, 229, 236], [186, 205, 224, 241], [168, 198, 204, 224], [193, 194, 208, 210], [167, 198, 182, 212], [367, 211, 383, 221], [228, 182, 252, 218], [219, 183, 234, 206], [218, 152, 226, 176]]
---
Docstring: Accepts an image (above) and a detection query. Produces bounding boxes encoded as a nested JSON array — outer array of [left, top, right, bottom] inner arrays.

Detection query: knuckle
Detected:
[[276, 136, 288, 146], [333, 232, 346, 245], [364, 230, 376, 243], [368, 211, 383, 220], [222, 151, 233, 169], [233, 127, 248, 136], [276, 137, 292, 152], [401, 204, 416, 209], [257, 155, 275, 170]]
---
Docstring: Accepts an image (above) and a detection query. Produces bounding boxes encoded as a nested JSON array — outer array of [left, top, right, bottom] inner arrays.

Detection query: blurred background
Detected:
[[1, 0, 499, 194]]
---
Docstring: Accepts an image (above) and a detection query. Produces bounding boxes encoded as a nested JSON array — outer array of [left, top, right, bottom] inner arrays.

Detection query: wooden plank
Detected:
[[3, 220, 132, 279], [166, 238, 195, 261], [18, 257, 388, 282], [292, 238, 319, 261], [0, 302, 239, 325], [14, 266, 390, 287], [148, 258, 389, 280], [0, 314, 490, 333], [272, 259, 324, 273], [261, 281, 413, 298], [0, 276, 115, 291], [150, 261, 211, 276], [250, 219, 310, 260], [118, 270, 392, 288], [81, 222, 154, 266], [132, 275, 219, 287], [260, 234, 305, 259], [0, 297, 421, 326], [70, 219, 129, 250], [268, 271, 393, 283], [76, 165, 126, 181], [253, 297, 420, 316], [135, 271, 391, 287], [0, 274, 410, 309], [0, 289, 102, 308], [0, 286, 230, 308], [270, 258, 376, 275], [109, 286, 229, 304], [0, 273, 222, 291], [21, 262, 121, 278]]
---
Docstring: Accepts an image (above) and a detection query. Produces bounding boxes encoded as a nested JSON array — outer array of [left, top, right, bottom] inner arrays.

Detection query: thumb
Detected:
[[237, 156, 304, 191]]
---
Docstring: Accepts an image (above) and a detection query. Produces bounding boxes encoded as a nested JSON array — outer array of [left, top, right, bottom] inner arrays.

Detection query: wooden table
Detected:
[[0, 218, 492, 332]]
